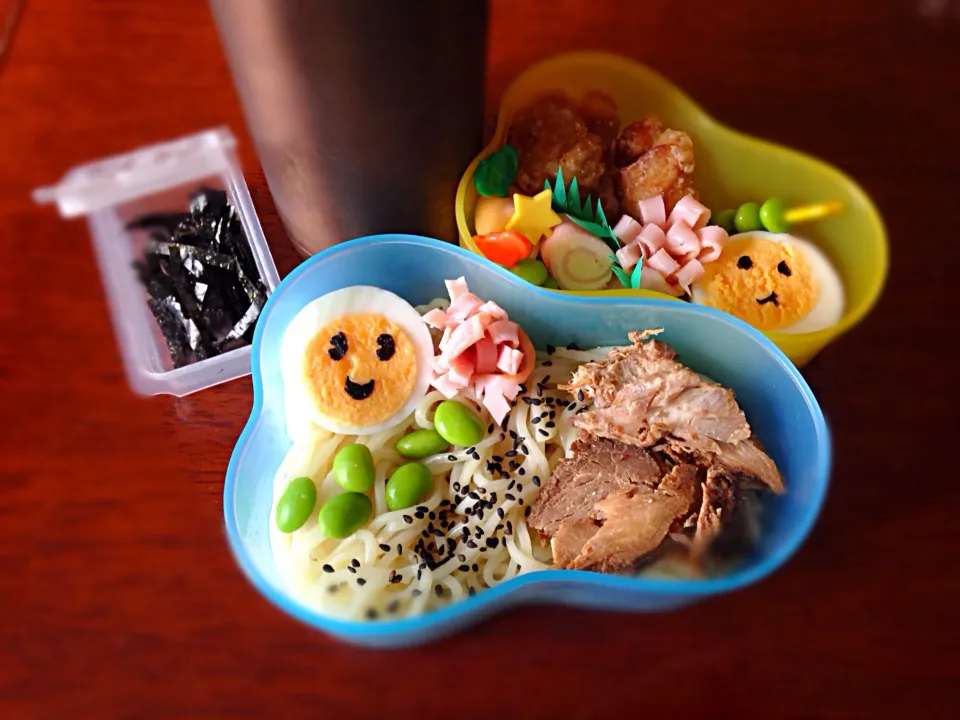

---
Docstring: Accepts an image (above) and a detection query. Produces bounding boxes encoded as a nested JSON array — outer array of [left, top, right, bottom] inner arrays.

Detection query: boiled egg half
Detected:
[[690, 231, 844, 333], [279, 286, 435, 435]]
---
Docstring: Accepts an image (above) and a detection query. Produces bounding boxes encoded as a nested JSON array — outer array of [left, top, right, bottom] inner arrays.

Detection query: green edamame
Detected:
[[395, 429, 449, 459], [433, 400, 485, 447], [317, 492, 372, 539], [543, 276, 560, 290], [713, 208, 737, 234], [275, 476, 317, 533], [734, 203, 763, 233], [333, 443, 375, 493], [511, 259, 549, 286], [759, 198, 790, 233], [385, 462, 434, 511]]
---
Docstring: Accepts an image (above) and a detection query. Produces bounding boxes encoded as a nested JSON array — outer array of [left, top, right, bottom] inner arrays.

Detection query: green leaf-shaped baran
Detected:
[[545, 171, 621, 250]]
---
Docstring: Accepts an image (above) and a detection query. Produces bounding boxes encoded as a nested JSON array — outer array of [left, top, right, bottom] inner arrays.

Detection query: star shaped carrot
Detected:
[[505, 189, 562, 245]]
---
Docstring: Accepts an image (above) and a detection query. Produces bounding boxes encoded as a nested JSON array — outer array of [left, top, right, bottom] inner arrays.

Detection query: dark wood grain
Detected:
[[1, 0, 958, 717]]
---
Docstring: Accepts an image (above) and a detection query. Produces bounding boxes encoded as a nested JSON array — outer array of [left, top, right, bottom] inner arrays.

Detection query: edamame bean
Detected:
[[275, 476, 317, 533], [713, 208, 737, 234], [511, 259, 549, 286], [333, 443, 375, 493], [734, 203, 763, 233], [385, 462, 434, 511], [543, 276, 560, 290], [759, 198, 790, 233], [433, 400, 485, 447], [317, 492, 372, 539], [395, 429, 449, 459]]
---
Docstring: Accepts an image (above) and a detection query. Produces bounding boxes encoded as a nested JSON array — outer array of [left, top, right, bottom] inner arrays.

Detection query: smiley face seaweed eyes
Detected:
[[777, 261, 791, 276], [279, 286, 435, 435], [737, 256, 753, 270], [328, 332, 348, 360]]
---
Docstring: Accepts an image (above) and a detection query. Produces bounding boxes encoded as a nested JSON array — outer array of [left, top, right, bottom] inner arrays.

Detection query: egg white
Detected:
[[691, 231, 845, 334], [279, 286, 435, 436]]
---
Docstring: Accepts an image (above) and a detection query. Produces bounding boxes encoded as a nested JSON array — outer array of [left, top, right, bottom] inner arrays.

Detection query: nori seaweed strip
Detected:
[[147, 297, 190, 368], [126, 212, 191, 233]]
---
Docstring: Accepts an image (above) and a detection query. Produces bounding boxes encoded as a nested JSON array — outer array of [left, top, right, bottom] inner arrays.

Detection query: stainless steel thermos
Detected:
[[210, 0, 489, 256]]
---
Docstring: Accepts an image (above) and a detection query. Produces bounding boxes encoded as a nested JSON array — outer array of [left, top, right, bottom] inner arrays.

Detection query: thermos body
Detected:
[[210, 0, 489, 256]]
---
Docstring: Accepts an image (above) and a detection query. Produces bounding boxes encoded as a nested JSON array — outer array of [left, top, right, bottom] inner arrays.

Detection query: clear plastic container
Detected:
[[33, 127, 281, 396]]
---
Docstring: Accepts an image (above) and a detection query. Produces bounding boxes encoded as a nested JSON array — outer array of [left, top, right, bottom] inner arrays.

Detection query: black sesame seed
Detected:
[[421, 530, 430, 539], [459, 564, 470, 572], [468, 491, 480, 500], [412, 588, 422, 597], [567, 401, 577, 411], [492, 455, 504, 462], [417, 568, 423, 580], [477, 509, 485, 520], [546, 344, 556, 354], [447, 538, 456, 552], [465, 446, 476, 455], [509, 429, 519, 439], [472, 563, 479, 572], [448, 454, 457, 462], [507, 479, 516, 490], [393, 573, 403, 583], [347, 566, 357, 574], [388, 570, 396, 581], [397, 544, 403, 555], [525, 506, 532, 517], [452, 482, 461, 492], [471, 452, 480, 461], [468, 586, 477, 597], [403, 515, 413, 524], [539, 428, 549, 436], [522, 396, 535, 405], [475, 527, 485, 537], [439, 499, 450, 507], [505, 521, 514, 535], [357, 578, 367, 586], [416, 505, 429, 514], [521, 445, 530, 454], [542, 360, 553, 367], [518, 384, 527, 393], [546, 421, 556, 429], [542, 375, 551, 385], [531, 416, 542, 425], [351, 558, 360, 568], [505, 493, 516, 501], [457, 553, 466, 562], [466, 540, 478, 549], [487, 423, 495, 433], [518, 498, 524, 506], [486, 537, 499, 548], [517, 484, 523, 492], [488, 493, 498, 504], [379, 543, 391, 552], [480, 546, 487, 553], [497, 507, 505, 519], [532, 476, 541, 487], [476, 487, 487, 495], [434, 585, 444, 597], [577, 390, 585, 402], [505, 449, 518, 458], [433, 528, 444, 538], [518, 467, 526, 476]]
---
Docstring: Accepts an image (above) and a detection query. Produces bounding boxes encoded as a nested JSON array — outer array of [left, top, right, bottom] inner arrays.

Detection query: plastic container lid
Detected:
[[33, 127, 281, 396]]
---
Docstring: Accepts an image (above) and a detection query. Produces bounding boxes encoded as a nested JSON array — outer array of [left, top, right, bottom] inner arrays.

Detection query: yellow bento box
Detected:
[[455, 52, 887, 367]]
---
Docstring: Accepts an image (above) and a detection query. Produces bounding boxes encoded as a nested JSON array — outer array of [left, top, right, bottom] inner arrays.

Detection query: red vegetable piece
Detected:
[[473, 230, 532, 268]]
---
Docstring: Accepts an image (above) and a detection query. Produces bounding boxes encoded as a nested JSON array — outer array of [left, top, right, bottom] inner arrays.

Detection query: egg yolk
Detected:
[[302, 313, 418, 427], [700, 237, 819, 330]]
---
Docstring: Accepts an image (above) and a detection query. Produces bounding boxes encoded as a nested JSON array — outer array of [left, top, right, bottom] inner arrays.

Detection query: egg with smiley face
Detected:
[[690, 231, 844, 333], [280, 287, 435, 435]]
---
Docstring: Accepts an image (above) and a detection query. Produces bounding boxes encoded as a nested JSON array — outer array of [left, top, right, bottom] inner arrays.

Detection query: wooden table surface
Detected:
[[1, 0, 957, 717]]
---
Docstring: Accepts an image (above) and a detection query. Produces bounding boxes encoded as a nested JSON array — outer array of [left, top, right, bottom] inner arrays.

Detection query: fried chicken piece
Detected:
[[508, 94, 607, 197], [579, 91, 620, 162], [616, 117, 697, 215]]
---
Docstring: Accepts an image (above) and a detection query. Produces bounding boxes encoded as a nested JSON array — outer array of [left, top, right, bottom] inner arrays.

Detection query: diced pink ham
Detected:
[[667, 195, 710, 231], [422, 308, 449, 329], [431, 372, 462, 399], [496, 346, 523, 375], [474, 337, 498, 374], [438, 327, 453, 352], [665, 220, 701, 258], [444, 276, 469, 300], [648, 248, 680, 277], [475, 374, 521, 401], [615, 241, 643, 272], [485, 319, 519, 348], [674, 258, 705, 292], [640, 267, 685, 297], [697, 225, 728, 264], [636, 224, 666, 260], [613, 214, 643, 245], [446, 349, 475, 388], [638, 195, 667, 227], [447, 292, 484, 322], [443, 312, 491, 360], [430, 355, 450, 374], [476, 300, 508, 320], [482, 391, 511, 426]]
